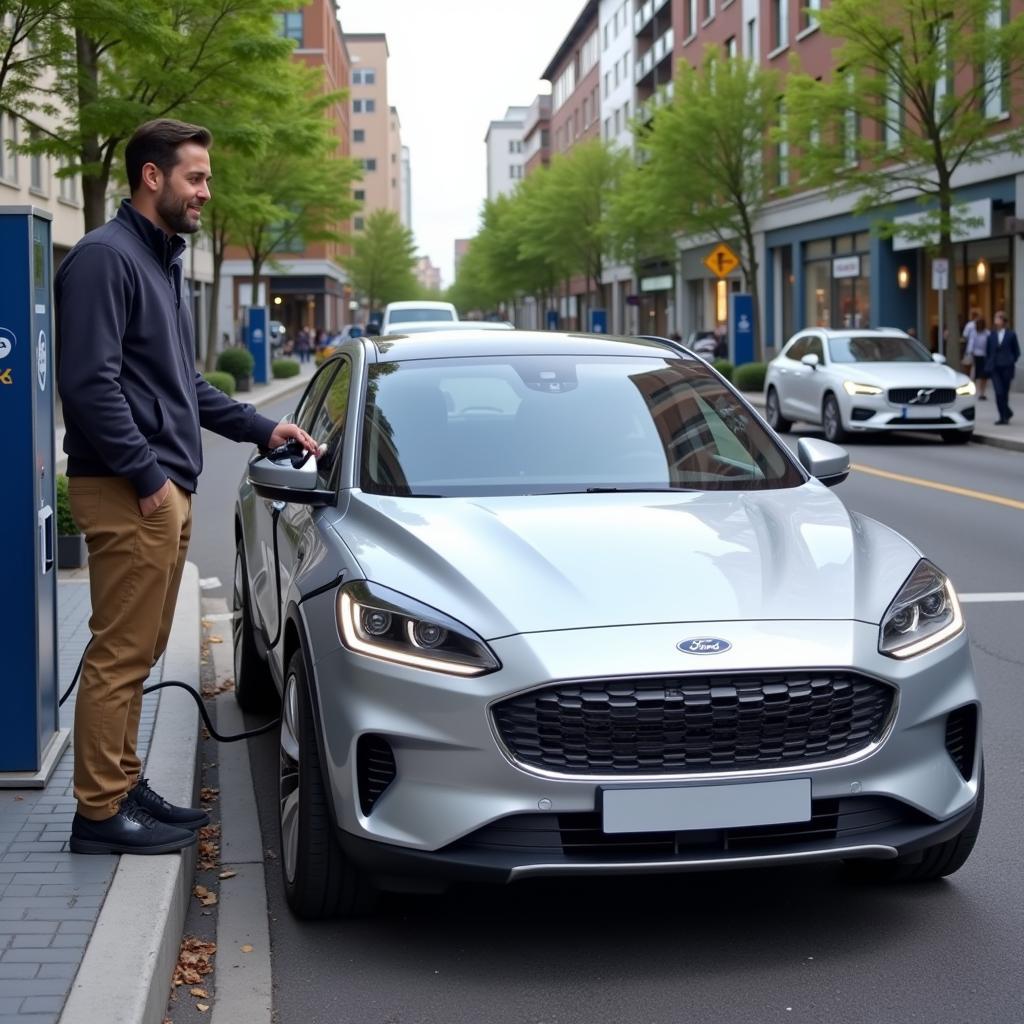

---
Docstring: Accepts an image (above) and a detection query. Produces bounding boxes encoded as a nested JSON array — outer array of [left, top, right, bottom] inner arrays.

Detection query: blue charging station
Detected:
[[0, 208, 69, 786], [730, 293, 755, 366], [588, 308, 608, 334], [244, 305, 270, 385]]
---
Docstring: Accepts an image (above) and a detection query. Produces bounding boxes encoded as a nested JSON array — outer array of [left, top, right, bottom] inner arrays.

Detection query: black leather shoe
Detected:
[[127, 777, 209, 830], [70, 804, 197, 855]]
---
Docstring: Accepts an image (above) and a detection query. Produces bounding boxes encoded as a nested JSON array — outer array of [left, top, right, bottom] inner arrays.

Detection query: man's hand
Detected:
[[139, 479, 172, 517], [268, 421, 319, 455]]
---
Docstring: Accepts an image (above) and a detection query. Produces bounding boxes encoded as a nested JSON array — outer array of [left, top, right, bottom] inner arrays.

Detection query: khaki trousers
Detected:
[[68, 477, 193, 820]]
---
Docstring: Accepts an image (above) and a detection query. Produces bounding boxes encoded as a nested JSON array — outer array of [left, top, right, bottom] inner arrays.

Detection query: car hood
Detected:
[[333, 486, 920, 639], [835, 361, 969, 388]]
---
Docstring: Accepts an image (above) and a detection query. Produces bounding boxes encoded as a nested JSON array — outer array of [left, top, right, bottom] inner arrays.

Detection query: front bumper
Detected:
[[302, 600, 981, 876], [840, 394, 975, 432]]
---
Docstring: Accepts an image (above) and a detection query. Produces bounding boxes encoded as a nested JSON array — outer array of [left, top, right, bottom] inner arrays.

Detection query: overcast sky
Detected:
[[338, 0, 586, 288]]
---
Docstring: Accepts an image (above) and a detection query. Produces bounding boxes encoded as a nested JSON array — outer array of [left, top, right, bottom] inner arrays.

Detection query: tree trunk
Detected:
[[75, 30, 106, 232], [205, 228, 225, 372], [937, 191, 959, 364]]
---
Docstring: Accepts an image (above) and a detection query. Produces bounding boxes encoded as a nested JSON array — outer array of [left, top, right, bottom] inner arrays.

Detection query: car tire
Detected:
[[941, 430, 973, 445], [844, 767, 984, 883], [822, 394, 847, 444], [232, 539, 279, 713], [765, 387, 793, 432], [280, 650, 376, 919]]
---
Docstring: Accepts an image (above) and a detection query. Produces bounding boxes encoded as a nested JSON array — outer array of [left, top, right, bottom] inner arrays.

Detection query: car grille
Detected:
[[944, 705, 978, 781], [356, 734, 396, 815], [492, 672, 894, 776], [450, 797, 924, 860], [888, 387, 956, 406]]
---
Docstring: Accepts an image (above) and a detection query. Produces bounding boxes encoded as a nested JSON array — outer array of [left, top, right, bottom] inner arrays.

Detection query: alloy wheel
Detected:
[[279, 672, 301, 885], [232, 550, 245, 686]]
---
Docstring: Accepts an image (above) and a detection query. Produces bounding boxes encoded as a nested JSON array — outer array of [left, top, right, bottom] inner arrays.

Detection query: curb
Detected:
[[58, 563, 202, 1024]]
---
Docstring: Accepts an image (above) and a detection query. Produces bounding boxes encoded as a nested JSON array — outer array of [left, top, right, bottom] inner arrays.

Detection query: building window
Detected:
[[604, 70, 611, 97], [934, 22, 951, 107], [0, 114, 18, 183], [776, 99, 789, 187], [770, 0, 788, 51], [604, 116, 612, 139], [844, 75, 858, 165], [353, 98, 376, 114], [687, 0, 698, 36], [276, 11, 303, 44], [580, 29, 599, 76], [746, 17, 757, 57], [352, 68, 376, 85], [614, 108, 621, 135], [353, 189, 365, 201], [703, 0, 715, 22], [799, 0, 820, 32], [884, 55, 902, 149], [354, 216, 364, 231], [363, 158, 376, 171], [804, 233, 871, 329], [552, 63, 576, 111], [984, 0, 1008, 118], [353, 129, 365, 142], [29, 129, 45, 194], [57, 155, 78, 203], [725, 35, 737, 59]]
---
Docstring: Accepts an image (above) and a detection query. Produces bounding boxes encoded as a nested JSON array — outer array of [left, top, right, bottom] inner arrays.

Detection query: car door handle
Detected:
[[297, 545, 306, 561]]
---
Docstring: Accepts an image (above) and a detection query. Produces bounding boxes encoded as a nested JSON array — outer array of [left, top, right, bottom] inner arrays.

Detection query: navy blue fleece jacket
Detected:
[[56, 200, 277, 496]]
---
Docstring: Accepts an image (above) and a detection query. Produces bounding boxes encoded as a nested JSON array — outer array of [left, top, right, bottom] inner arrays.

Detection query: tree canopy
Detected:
[[343, 209, 418, 315]]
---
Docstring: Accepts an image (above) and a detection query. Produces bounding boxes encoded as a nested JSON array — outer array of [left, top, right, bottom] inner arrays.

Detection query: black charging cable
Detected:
[[57, 438, 312, 743]]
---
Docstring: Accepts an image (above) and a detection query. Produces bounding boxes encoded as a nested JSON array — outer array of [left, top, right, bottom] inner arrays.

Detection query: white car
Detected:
[[380, 300, 458, 334], [388, 320, 514, 336], [764, 328, 976, 444]]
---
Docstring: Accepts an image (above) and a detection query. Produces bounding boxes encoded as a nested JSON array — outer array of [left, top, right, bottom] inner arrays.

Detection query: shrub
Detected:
[[712, 359, 734, 382], [733, 362, 767, 392], [272, 358, 301, 379], [204, 370, 236, 396], [313, 345, 336, 366], [216, 347, 255, 378], [55, 474, 79, 536]]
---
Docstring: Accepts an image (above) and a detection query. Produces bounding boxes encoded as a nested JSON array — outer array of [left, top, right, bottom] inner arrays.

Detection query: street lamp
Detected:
[[897, 266, 910, 290], [976, 259, 987, 283]]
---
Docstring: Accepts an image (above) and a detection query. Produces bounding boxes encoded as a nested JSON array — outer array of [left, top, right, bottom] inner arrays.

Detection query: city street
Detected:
[[195, 395, 1024, 1024]]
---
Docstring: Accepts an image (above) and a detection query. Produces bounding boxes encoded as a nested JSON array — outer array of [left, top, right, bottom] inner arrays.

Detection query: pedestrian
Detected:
[[295, 326, 311, 364], [984, 310, 1020, 425], [963, 314, 989, 399], [56, 119, 318, 856]]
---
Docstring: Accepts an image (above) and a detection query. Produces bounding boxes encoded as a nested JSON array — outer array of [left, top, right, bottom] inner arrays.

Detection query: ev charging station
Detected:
[[0, 207, 69, 786], [244, 305, 270, 385]]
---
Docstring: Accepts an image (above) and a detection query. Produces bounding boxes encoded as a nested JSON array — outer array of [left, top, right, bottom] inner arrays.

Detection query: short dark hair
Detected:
[[125, 119, 212, 192]]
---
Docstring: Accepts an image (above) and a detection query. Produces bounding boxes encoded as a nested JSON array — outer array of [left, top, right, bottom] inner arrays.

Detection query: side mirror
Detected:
[[801, 353, 820, 369], [247, 448, 333, 506], [932, 353, 947, 364], [797, 437, 849, 488]]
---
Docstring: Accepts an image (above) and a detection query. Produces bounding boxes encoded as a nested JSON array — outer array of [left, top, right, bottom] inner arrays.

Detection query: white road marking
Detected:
[[959, 593, 1024, 603]]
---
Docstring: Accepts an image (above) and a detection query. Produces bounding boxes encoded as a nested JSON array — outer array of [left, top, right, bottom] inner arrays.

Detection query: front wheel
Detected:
[[232, 540, 278, 713], [822, 394, 848, 444], [765, 387, 793, 433], [280, 651, 376, 919]]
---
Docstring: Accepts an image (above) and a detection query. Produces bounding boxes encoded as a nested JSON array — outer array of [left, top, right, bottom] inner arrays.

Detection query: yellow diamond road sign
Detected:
[[704, 243, 739, 278]]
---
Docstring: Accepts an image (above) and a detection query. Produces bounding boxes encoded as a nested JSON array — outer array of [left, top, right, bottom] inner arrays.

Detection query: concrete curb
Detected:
[[58, 563, 202, 1024]]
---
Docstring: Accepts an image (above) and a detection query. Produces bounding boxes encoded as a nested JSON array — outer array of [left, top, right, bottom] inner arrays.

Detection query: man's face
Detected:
[[154, 142, 212, 235], [995, 314, 1006, 330]]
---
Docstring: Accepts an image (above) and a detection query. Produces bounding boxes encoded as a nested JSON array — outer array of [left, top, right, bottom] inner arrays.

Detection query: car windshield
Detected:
[[827, 335, 933, 363], [388, 308, 455, 324], [360, 355, 803, 497]]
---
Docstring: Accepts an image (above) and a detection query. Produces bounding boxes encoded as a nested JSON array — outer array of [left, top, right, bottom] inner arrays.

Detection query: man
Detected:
[[984, 311, 1020, 426], [56, 119, 317, 855]]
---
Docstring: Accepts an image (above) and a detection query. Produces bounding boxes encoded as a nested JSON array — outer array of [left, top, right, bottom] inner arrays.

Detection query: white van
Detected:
[[380, 300, 458, 334]]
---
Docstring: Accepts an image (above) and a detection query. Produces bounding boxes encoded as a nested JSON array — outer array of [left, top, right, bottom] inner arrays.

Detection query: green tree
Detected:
[[785, 0, 1024, 362], [0, 0, 70, 119], [343, 209, 417, 314], [34, 0, 294, 230], [605, 159, 678, 290], [638, 47, 780, 357]]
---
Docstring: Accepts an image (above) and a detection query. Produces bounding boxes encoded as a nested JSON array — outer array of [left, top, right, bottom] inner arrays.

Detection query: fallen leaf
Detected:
[[190, 988, 208, 998], [200, 787, 219, 802], [197, 1003, 210, 1013], [208, 635, 223, 644], [193, 885, 209, 898], [218, 869, 237, 880], [171, 936, 216, 987], [201, 892, 218, 907], [240, 944, 254, 953]]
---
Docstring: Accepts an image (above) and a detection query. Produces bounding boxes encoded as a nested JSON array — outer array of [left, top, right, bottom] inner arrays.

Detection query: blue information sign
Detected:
[[245, 305, 270, 384], [589, 308, 608, 334], [546, 310, 559, 331], [730, 293, 755, 366]]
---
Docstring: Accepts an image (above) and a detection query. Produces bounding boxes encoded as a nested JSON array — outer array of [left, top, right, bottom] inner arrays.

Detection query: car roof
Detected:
[[383, 300, 456, 310], [790, 327, 912, 339], [363, 329, 692, 363], [384, 320, 514, 335]]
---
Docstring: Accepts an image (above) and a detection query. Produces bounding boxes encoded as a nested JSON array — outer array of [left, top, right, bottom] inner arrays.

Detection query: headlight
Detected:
[[843, 381, 883, 396], [336, 581, 500, 676], [956, 380, 976, 396], [879, 560, 964, 658]]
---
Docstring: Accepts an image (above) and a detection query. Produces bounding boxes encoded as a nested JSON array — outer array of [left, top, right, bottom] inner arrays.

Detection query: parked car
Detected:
[[380, 299, 458, 334], [387, 319, 514, 335], [269, 320, 287, 352], [234, 329, 983, 918], [764, 327, 976, 444]]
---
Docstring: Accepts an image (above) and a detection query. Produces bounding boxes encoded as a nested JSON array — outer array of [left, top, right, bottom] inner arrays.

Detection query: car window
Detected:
[[805, 337, 825, 362], [309, 357, 353, 486], [360, 355, 803, 497], [387, 308, 456, 324], [828, 335, 933, 363], [786, 338, 809, 361], [294, 360, 340, 433]]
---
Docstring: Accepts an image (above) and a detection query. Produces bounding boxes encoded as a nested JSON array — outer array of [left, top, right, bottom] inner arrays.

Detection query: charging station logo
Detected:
[[0, 327, 15, 361], [37, 330, 47, 391]]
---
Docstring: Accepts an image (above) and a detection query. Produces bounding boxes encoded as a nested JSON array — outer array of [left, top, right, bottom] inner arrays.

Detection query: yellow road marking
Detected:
[[851, 463, 1024, 511]]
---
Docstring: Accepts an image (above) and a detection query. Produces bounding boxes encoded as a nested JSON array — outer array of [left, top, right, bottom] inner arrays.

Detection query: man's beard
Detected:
[[157, 186, 200, 234]]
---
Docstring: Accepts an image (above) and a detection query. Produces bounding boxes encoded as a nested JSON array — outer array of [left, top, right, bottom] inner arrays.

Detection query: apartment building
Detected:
[[485, 106, 530, 201], [220, 0, 355, 344], [400, 145, 412, 229], [414, 255, 442, 293], [522, 94, 553, 177]]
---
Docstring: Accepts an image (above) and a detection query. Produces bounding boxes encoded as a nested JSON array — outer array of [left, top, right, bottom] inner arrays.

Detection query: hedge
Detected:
[[733, 362, 767, 392], [712, 359, 734, 382], [272, 358, 301, 379], [204, 370, 236, 396], [55, 474, 79, 536], [216, 347, 255, 377]]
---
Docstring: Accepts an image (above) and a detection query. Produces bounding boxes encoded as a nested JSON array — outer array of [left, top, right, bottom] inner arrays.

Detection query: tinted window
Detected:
[[786, 337, 809, 361], [388, 307, 456, 324], [360, 355, 803, 497], [309, 358, 352, 486], [806, 337, 825, 361], [828, 335, 933, 363], [294, 361, 340, 433]]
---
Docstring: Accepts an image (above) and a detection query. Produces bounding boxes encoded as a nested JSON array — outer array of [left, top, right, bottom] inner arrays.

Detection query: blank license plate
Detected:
[[602, 778, 811, 834]]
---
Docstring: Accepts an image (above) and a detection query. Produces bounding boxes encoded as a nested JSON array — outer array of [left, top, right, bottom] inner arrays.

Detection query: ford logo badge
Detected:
[[677, 637, 732, 655]]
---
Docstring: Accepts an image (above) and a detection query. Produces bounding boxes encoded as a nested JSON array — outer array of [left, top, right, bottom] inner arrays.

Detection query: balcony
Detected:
[[634, 27, 675, 85], [634, 0, 670, 34]]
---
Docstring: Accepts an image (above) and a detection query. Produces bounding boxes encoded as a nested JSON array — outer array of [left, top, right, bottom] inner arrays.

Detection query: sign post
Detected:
[[932, 258, 949, 356]]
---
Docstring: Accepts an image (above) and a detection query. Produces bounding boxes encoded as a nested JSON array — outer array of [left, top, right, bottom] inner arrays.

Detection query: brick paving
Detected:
[[0, 579, 163, 1023]]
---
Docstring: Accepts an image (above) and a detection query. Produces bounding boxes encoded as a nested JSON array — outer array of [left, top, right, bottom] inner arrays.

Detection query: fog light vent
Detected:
[[944, 705, 977, 781], [356, 734, 396, 815]]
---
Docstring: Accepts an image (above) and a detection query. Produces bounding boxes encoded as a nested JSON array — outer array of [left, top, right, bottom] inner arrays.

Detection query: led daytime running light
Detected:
[[843, 380, 883, 396]]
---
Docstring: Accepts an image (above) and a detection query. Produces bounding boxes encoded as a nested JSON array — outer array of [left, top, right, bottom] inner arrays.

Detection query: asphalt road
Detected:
[[191, 403, 1024, 1024]]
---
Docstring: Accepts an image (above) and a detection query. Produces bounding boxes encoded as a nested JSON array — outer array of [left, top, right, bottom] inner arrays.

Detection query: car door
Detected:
[[795, 335, 828, 422], [249, 358, 340, 640], [774, 337, 808, 418]]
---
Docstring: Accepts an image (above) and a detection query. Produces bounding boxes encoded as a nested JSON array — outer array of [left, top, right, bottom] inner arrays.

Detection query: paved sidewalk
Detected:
[[0, 362, 313, 1024]]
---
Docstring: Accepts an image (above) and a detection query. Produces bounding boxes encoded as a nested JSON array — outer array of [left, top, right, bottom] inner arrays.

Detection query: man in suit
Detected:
[[985, 311, 1021, 425]]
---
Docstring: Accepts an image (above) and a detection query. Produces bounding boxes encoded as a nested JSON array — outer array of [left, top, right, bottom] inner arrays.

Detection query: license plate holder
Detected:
[[601, 778, 812, 834]]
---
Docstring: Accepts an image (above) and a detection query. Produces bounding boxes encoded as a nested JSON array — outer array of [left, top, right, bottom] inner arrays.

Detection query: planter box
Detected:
[[58, 533, 88, 570]]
